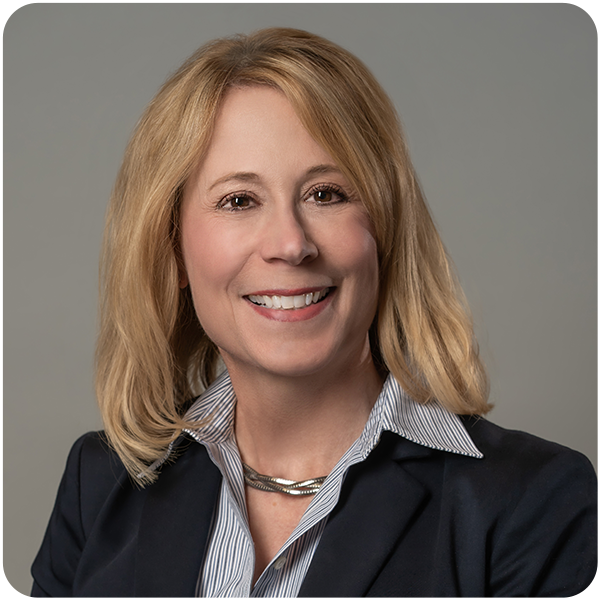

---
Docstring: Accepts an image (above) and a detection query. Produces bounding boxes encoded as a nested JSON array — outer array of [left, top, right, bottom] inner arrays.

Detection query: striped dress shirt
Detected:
[[156, 370, 483, 597]]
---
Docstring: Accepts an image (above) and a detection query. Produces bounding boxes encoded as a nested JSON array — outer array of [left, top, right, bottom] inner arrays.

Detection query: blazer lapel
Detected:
[[134, 436, 222, 597], [299, 433, 434, 597]]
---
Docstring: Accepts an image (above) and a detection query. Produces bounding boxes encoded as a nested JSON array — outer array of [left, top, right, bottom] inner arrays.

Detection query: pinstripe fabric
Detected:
[[160, 370, 483, 597]]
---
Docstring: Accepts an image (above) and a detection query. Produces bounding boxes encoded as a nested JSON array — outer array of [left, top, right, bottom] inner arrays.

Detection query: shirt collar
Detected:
[[181, 369, 483, 459], [359, 374, 483, 458]]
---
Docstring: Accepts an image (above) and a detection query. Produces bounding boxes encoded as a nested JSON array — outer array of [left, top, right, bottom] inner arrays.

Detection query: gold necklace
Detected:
[[242, 462, 326, 496]]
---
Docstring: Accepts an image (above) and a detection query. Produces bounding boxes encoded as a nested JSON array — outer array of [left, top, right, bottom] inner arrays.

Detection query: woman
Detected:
[[31, 28, 596, 597]]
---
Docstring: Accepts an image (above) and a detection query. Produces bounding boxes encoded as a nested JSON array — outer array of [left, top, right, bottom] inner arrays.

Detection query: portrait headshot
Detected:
[[3, 4, 597, 597]]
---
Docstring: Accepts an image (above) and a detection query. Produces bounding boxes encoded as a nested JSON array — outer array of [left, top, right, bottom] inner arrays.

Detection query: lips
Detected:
[[247, 287, 332, 310]]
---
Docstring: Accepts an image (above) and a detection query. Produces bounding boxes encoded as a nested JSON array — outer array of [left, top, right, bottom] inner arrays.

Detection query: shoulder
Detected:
[[456, 416, 597, 595], [63, 430, 117, 468], [67, 430, 120, 468], [461, 415, 596, 483], [45, 430, 129, 536], [31, 432, 129, 596], [450, 416, 597, 511], [62, 431, 127, 496], [53, 431, 126, 498], [67, 432, 129, 528], [434, 417, 598, 598]]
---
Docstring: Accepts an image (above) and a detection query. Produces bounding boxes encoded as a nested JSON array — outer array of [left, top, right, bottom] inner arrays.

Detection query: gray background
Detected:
[[3, 4, 597, 595]]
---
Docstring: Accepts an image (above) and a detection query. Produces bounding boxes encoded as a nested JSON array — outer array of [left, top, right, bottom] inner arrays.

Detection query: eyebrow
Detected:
[[207, 164, 344, 191], [208, 172, 260, 191], [305, 164, 344, 177]]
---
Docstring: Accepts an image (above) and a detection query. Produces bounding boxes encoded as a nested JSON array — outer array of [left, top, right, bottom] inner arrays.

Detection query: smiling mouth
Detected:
[[247, 287, 332, 310]]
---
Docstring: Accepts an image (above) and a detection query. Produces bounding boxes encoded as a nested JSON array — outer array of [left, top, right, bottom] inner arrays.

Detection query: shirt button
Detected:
[[273, 555, 287, 570]]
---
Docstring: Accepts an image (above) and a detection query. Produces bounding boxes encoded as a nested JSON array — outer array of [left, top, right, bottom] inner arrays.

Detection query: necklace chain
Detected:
[[242, 462, 326, 496]]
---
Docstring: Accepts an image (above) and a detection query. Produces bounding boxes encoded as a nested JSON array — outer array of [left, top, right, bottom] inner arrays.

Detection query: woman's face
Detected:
[[180, 86, 379, 379]]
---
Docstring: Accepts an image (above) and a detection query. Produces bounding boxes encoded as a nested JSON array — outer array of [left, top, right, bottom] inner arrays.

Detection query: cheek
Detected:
[[333, 216, 379, 284], [334, 218, 380, 331], [180, 227, 238, 348], [180, 219, 241, 307]]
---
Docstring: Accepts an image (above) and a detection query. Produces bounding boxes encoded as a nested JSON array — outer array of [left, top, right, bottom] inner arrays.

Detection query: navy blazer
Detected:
[[31, 417, 597, 597]]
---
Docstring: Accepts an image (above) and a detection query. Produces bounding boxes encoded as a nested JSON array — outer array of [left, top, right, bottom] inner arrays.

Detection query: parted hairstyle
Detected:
[[96, 27, 490, 484]]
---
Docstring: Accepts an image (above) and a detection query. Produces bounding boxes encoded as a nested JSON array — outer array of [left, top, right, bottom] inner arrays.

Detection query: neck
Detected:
[[225, 347, 383, 481]]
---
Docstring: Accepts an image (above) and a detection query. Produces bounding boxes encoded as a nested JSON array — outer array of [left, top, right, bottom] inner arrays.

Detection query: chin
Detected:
[[229, 342, 341, 380], [256, 355, 335, 379], [217, 327, 371, 381]]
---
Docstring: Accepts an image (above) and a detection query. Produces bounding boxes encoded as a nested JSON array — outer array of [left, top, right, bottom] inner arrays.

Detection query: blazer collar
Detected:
[[299, 432, 435, 597]]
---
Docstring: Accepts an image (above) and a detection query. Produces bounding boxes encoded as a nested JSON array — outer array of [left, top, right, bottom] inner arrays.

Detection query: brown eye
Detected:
[[221, 194, 254, 210], [231, 196, 250, 208], [315, 190, 333, 203], [308, 185, 348, 205]]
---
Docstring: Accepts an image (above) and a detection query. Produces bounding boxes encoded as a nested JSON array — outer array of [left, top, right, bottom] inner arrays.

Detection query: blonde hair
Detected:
[[96, 27, 490, 484]]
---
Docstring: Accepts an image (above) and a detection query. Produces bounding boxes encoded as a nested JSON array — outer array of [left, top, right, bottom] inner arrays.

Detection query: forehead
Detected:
[[197, 86, 336, 181], [213, 85, 300, 135]]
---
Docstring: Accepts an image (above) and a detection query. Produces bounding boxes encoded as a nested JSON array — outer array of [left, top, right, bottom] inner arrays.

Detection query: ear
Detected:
[[174, 240, 189, 288], [177, 257, 189, 288], [178, 270, 189, 289]]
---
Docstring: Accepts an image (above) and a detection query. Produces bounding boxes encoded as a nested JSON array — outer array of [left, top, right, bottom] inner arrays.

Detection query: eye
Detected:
[[307, 185, 348, 205], [315, 190, 334, 203], [219, 193, 255, 211]]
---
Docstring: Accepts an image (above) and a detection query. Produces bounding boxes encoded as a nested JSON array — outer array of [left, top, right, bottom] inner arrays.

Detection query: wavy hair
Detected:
[[96, 27, 490, 484]]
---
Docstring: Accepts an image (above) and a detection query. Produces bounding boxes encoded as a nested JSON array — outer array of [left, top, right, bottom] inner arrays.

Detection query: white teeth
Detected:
[[248, 288, 330, 310], [281, 296, 294, 309]]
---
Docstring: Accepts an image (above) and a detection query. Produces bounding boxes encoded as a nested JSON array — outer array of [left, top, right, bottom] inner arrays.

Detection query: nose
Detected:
[[259, 205, 318, 265]]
